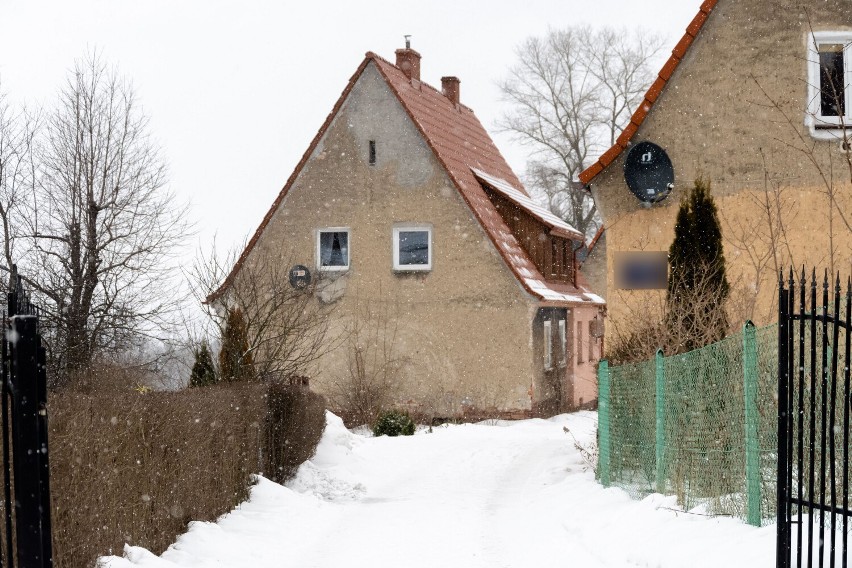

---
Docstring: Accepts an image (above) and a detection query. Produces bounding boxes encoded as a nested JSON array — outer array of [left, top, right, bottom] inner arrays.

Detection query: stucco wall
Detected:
[[590, 0, 852, 346], [243, 62, 540, 418], [571, 305, 602, 408]]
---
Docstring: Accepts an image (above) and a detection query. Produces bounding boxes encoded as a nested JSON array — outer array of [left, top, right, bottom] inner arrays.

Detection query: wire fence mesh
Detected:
[[598, 322, 778, 526]]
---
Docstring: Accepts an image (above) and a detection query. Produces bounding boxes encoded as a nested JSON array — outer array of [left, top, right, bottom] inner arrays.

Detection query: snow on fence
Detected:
[[597, 322, 778, 526]]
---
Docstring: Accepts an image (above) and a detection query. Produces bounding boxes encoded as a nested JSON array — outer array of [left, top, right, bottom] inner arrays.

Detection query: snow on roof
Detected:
[[471, 168, 583, 241], [524, 278, 605, 305], [210, 49, 605, 308]]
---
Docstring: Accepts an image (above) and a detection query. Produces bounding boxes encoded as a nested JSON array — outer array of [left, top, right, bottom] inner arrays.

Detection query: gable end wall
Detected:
[[591, 0, 852, 343], [244, 62, 543, 417]]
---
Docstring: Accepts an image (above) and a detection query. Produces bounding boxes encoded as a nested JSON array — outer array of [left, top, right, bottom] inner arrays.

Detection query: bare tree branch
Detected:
[[498, 26, 664, 240], [187, 240, 336, 384], [24, 52, 192, 386]]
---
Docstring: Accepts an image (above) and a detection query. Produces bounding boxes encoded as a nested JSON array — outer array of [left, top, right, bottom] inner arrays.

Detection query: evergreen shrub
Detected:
[[373, 409, 416, 437], [219, 307, 255, 381], [190, 342, 217, 387]]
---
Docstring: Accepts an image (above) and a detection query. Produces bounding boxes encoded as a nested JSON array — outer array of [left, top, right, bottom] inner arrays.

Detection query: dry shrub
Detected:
[[49, 383, 267, 567], [608, 265, 735, 365], [68, 360, 162, 393], [326, 301, 407, 426], [265, 381, 326, 483]]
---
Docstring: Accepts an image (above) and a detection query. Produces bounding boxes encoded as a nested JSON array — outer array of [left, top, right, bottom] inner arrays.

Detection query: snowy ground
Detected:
[[99, 411, 778, 568]]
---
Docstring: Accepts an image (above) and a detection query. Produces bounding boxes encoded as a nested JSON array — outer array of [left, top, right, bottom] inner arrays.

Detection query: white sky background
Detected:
[[0, 0, 699, 267]]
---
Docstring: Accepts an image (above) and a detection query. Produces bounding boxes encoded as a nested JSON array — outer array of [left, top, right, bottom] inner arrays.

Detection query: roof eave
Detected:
[[550, 227, 584, 241], [205, 54, 377, 304], [577, 0, 719, 186]]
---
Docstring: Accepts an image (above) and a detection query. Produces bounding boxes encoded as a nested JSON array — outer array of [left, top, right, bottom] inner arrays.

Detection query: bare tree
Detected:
[[27, 53, 190, 386], [189, 242, 334, 384], [0, 87, 36, 271], [499, 26, 664, 240]]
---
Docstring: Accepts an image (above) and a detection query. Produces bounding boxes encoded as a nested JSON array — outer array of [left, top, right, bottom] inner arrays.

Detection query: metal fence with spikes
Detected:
[[777, 268, 851, 568], [0, 266, 53, 567]]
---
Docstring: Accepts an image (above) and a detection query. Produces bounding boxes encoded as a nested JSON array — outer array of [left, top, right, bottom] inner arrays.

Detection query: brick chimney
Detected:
[[395, 47, 421, 81], [441, 76, 460, 106]]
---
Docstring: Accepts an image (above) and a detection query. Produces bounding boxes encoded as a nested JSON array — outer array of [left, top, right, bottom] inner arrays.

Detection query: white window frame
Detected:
[[543, 319, 553, 370], [392, 225, 432, 271], [806, 31, 852, 139], [558, 319, 567, 367], [316, 227, 351, 272]]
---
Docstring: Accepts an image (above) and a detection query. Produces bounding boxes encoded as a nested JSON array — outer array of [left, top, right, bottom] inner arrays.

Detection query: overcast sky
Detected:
[[0, 0, 699, 260]]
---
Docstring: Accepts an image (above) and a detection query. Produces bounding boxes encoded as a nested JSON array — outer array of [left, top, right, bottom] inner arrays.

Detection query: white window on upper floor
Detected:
[[317, 228, 350, 271], [393, 225, 432, 271], [806, 32, 852, 139]]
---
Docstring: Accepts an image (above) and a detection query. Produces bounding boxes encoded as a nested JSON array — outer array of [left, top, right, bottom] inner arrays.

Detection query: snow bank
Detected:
[[286, 411, 367, 501], [99, 410, 780, 568]]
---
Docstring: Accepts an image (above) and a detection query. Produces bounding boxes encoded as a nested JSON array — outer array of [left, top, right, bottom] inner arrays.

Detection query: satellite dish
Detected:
[[623, 141, 674, 204], [288, 265, 312, 289]]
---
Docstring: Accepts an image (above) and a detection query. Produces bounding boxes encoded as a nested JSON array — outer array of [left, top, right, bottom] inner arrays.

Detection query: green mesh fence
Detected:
[[597, 323, 778, 526]]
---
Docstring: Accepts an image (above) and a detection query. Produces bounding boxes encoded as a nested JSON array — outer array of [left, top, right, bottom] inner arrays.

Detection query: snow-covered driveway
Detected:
[[101, 412, 775, 568]]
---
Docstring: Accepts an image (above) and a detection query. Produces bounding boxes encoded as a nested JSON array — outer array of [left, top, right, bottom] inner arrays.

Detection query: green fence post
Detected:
[[742, 321, 761, 527], [655, 348, 666, 494], [598, 360, 611, 487]]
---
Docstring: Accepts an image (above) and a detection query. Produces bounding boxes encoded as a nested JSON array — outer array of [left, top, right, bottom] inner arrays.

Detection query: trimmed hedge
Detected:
[[265, 382, 327, 483], [47, 381, 326, 567]]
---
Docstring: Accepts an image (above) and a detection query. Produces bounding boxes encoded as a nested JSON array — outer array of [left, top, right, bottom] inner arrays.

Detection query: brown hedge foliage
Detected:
[[265, 382, 326, 484], [48, 384, 269, 567]]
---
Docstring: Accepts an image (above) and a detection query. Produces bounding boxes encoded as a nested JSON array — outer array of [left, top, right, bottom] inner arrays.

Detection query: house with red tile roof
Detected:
[[210, 45, 605, 420], [578, 0, 852, 347]]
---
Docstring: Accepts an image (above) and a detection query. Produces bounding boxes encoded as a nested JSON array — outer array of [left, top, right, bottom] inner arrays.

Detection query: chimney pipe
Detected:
[[395, 47, 421, 82], [441, 76, 460, 106]]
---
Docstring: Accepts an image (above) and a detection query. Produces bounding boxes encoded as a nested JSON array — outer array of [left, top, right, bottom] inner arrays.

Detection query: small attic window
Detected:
[[369, 140, 376, 165]]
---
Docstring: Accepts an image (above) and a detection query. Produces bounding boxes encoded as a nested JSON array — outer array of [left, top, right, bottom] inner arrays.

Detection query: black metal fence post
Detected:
[[778, 271, 791, 568], [9, 315, 52, 567]]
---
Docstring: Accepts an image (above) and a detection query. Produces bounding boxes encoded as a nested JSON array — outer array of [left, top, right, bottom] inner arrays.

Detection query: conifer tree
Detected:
[[190, 342, 217, 387], [218, 308, 255, 382], [667, 177, 730, 350]]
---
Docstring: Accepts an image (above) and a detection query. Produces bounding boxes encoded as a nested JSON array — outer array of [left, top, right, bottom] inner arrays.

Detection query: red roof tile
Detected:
[[671, 33, 695, 60], [578, 0, 718, 186], [657, 56, 680, 81], [616, 122, 639, 148], [581, 162, 604, 184], [598, 144, 624, 167], [686, 10, 709, 38], [644, 77, 667, 104], [210, 51, 603, 306]]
